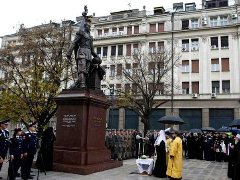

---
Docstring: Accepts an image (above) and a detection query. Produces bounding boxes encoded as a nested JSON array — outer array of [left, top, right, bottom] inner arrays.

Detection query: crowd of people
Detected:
[[1, 117, 240, 180], [0, 119, 55, 180], [105, 129, 159, 160], [105, 128, 240, 180], [182, 131, 240, 179]]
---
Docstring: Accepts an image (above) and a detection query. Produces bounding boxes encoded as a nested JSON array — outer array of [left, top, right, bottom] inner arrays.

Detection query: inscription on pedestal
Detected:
[[62, 114, 77, 127], [93, 117, 103, 127]]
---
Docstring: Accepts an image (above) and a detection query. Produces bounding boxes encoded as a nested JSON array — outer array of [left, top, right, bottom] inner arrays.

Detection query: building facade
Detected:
[[1, 0, 240, 131], [91, 1, 240, 131]]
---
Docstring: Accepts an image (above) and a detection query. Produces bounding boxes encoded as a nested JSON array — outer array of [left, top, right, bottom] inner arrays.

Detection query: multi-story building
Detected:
[[1, 0, 240, 131], [90, 0, 240, 131]]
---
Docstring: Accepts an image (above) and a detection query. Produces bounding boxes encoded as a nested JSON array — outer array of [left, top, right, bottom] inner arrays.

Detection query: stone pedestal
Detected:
[[53, 89, 122, 175]]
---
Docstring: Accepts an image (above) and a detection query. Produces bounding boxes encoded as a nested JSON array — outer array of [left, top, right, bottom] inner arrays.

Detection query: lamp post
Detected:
[[171, 12, 175, 115], [108, 86, 115, 129]]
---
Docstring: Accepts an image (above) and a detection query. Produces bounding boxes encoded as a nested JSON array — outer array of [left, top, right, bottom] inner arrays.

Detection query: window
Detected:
[[97, 47, 101, 57], [157, 82, 164, 95], [97, 29, 102, 36], [148, 83, 154, 92], [211, 59, 220, 72], [119, 27, 124, 35], [158, 23, 164, 32], [192, 60, 199, 73], [191, 39, 199, 51], [148, 62, 155, 74], [116, 84, 121, 92], [125, 63, 131, 75], [191, 19, 199, 29], [158, 41, 164, 52], [182, 20, 189, 30], [149, 42, 156, 53], [219, 1, 228, 7], [125, 84, 130, 92], [210, 17, 218, 27], [111, 46, 116, 56], [212, 81, 219, 93], [182, 60, 190, 73], [134, 26, 139, 34], [0, 70, 4, 79], [222, 80, 230, 93], [109, 84, 114, 95], [182, 39, 189, 51], [104, 29, 109, 36], [211, 37, 218, 49], [182, 82, 189, 94], [192, 82, 199, 94], [110, 65, 115, 77], [112, 27, 117, 36], [127, 26, 132, 35], [132, 83, 137, 94], [220, 16, 228, 26], [133, 63, 138, 69], [126, 44, 131, 56], [132, 63, 139, 74], [149, 24, 156, 33], [133, 44, 138, 55], [116, 64, 122, 76], [103, 46, 108, 57], [221, 58, 229, 72], [118, 45, 123, 56], [221, 36, 228, 48], [207, 2, 216, 8]]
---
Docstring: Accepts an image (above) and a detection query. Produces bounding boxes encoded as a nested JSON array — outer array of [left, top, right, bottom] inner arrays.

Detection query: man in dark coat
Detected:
[[21, 122, 39, 180], [8, 128, 24, 180], [0, 119, 10, 179], [36, 127, 56, 171], [232, 134, 240, 180], [153, 130, 167, 178]]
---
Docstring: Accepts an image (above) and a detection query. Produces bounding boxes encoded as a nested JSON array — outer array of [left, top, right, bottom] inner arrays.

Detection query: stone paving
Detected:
[[0, 158, 230, 180]]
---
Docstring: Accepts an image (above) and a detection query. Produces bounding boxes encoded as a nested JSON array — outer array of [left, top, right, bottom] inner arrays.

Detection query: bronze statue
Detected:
[[67, 6, 104, 89]]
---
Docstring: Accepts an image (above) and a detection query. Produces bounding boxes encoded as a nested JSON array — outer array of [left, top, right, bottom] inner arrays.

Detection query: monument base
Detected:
[[53, 89, 122, 174], [53, 160, 122, 175]]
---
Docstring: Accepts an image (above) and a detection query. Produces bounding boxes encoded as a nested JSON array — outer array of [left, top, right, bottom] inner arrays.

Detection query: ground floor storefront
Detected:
[[107, 99, 240, 131]]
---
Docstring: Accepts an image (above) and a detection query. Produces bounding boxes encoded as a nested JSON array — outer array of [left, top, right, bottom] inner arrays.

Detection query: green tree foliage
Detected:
[[0, 22, 75, 131]]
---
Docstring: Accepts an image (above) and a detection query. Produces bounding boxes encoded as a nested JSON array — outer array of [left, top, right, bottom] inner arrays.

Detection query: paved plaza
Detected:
[[0, 158, 230, 180]]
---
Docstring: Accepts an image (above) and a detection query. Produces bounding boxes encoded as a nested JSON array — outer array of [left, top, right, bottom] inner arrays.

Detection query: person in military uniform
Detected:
[[21, 122, 39, 180], [8, 128, 24, 180], [66, 6, 100, 88], [120, 130, 126, 160], [0, 119, 10, 179], [105, 130, 114, 159]]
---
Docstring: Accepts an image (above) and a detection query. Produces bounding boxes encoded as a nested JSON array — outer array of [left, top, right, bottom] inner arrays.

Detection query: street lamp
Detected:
[[109, 86, 115, 129], [171, 11, 176, 115], [101, 84, 115, 129], [171, 12, 175, 114]]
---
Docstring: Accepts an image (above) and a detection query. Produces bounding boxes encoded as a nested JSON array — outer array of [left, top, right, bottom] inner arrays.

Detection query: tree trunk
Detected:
[[143, 116, 150, 136]]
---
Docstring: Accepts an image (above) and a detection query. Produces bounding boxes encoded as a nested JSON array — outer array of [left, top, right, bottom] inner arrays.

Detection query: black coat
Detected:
[[232, 141, 240, 180], [153, 141, 167, 178]]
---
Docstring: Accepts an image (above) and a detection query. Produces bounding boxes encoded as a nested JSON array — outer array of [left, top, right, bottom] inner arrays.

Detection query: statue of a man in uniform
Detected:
[[66, 6, 101, 88]]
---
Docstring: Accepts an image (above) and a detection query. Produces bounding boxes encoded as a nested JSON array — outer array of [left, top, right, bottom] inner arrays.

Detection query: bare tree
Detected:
[[113, 45, 180, 133]]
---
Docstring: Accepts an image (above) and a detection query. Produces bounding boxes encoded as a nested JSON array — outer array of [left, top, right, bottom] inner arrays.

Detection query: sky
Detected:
[[0, 0, 235, 37], [0, 0, 206, 37]]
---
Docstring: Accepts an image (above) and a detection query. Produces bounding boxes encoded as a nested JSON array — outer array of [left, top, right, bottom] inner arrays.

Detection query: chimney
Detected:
[[153, 6, 165, 15]]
